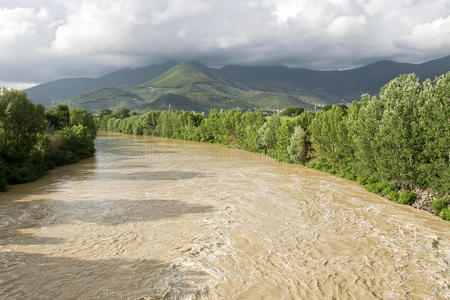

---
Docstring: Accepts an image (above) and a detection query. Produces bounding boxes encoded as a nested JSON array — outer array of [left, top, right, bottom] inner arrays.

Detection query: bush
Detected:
[[340, 171, 355, 180], [440, 208, 450, 220], [366, 176, 379, 184], [375, 182, 393, 193], [388, 191, 399, 201], [365, 181, 393, 194], [365, 183, 377, 193], [398, 190, 416, 205], [431, 198, 448, 215], [356, 176, 367, 184], [381, 186, 394, 195]]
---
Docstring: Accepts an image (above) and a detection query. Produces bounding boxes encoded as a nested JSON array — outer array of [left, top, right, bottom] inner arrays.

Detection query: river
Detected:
[[1, 134, 449, 299]]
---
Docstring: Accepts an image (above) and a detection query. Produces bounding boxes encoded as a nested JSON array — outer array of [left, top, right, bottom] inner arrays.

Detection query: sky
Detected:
[[1, 0, 449, 89]]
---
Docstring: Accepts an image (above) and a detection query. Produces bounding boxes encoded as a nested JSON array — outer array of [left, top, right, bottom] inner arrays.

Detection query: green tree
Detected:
[[69, 108, 96, 137], [275, 118, 296, 161], [113, 107, 130, 119], [280, 106, 304, 117], [310, 105, 353, 170], [46, 103, 70, 130], [415, 72, 450, 193], [0, 88, 46, 160], [288, 126, 307, 162], [257, 114, 280, 150], [374, 74, 423, 185]]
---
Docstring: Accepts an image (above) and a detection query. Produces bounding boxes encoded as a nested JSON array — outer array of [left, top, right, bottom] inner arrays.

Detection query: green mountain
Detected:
[[25, 55, 450, 112], [145, 63, 215, 88], [145, 93, 208, 112], [66, 88, 145, 113], [25, 61, 177, 107]]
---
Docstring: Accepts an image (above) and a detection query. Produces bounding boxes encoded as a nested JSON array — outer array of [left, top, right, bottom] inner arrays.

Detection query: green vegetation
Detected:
[[98, 72, 449, 219], [0, 89, 96, 191], [145, 63, 214, 88], [280, 107, 305, 117], [398, 191, 417, 205], [431, 198, 449, 220], [66, 88, 147, 113]]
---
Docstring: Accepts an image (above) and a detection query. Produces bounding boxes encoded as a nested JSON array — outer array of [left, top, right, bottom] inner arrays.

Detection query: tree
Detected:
[[415, 72, 450, 193], [347, 95, 384, 179], [288, 126, 307, 162], [69, 108, 96, 137], [310, 105, 353, 170], [374, 74, 423, 185], [280, 106, 304, 117], [257, 114, 280, 150], [113, 107, 130, 119], [275, 118, 296, 161], [46, 103, 70, 130], [0, 88, 46, 160], [98, 108, 112, 119]]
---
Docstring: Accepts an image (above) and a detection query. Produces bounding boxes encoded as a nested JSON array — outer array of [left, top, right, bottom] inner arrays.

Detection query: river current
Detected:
[[1, 134, 449, 299]]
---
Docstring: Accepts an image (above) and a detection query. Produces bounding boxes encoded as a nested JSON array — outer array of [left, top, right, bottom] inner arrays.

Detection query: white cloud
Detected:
[[0, 0, 449, 85], [398, 16, 450, 51], [0, 81, 37, 90], [326, 15, 367, 39]]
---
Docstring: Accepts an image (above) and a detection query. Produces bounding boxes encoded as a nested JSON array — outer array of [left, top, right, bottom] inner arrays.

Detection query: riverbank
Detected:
[[96, 73, 449, 220]]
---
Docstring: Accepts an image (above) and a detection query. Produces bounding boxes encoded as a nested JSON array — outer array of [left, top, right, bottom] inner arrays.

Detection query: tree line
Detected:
[[98, 72, 449, 220], [0, 89, 96, 191]]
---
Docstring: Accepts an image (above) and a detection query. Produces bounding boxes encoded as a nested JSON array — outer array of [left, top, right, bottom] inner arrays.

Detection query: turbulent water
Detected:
[[0, 134, 449, 299]]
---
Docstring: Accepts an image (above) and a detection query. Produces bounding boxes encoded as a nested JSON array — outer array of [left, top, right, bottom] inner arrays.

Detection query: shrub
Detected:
[[431, 198, 448, 215], [398, 190, 416, 205], [365, 183, 377, 193], [388, 191, 399, 201], [375, 181, 393, 194], [365, 181, 393, 194], [340, 171, 355, 180], [381, 186, 394, 195], [366, 176, 378, 184], [356, 176, 367, 184], [329, 168, 337, 174], [440, 208, 450, 220]]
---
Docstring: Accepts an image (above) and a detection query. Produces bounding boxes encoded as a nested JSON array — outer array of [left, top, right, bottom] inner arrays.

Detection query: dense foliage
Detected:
[[0, 89, 96, 191], [98, 72, 449, 219]]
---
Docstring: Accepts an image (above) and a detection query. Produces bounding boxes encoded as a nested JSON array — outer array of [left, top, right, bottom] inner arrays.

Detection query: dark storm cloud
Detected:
[[0, 0, 449, 88]]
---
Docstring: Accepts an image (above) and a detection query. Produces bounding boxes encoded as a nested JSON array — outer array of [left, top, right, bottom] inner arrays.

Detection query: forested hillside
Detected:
[[0, 89, 97, 191], [97, 72, 450, 220]]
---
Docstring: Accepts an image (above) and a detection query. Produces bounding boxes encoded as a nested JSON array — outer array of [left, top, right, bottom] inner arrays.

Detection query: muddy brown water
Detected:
[[1, 134, 449, 299]]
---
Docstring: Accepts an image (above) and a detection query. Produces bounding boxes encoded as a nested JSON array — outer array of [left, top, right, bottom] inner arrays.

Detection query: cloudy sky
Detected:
[[1, 0, 449, 89]]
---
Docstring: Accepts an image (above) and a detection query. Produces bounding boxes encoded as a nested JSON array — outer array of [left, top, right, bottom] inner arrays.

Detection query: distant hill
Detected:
[[220, 55, 450, 101], [145, 63, 215, 88], [145, 93, 208, 112], [26, 61, 177, 107], [66, 88, 145, 113], [25, 55, 450, 112]]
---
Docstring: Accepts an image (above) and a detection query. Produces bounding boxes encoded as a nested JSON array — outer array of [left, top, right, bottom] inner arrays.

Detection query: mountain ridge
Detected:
[[25, 55, 450, 112]]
